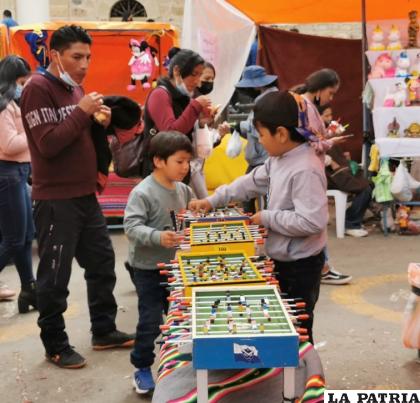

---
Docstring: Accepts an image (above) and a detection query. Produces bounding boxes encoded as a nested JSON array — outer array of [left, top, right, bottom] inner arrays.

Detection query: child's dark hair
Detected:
[[316, 103, 332, 115], [0, 55, 31, 112], [3, 9, 12, 18], [149, 131, 193, 163], [294, 68, 340, 94], [50, 25, 92, 52], [168, 49, 204, 79], [253, 91, 306, 143]]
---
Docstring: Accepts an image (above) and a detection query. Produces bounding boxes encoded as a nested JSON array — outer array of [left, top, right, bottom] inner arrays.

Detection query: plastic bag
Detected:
[[391, 162, 415, 201], [226, 130, 242, 158], [372, 159, 393, 203], [195, 124, 213, 159]]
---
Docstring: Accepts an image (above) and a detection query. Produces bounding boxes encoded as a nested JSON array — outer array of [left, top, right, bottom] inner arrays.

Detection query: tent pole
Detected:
[[361, 0, 371, 175]]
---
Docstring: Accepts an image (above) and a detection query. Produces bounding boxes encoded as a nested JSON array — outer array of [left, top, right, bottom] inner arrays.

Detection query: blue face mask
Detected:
[[14, 84, 23, 100], [57, 54, 79, 87]]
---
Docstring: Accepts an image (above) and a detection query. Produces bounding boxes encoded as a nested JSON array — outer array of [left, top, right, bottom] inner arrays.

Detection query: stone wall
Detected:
[[0, 0, 361, 38]]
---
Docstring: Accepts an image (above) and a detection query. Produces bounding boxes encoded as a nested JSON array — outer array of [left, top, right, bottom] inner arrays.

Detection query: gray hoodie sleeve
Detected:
[[124, 190, 162, 247], [260, 170, 328, 237], [207, 162, 270, 207]]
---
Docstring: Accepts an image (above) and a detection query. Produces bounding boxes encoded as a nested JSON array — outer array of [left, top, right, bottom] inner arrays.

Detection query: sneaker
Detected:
[[92, 329, 135, 350], [133, 367, 155, 394], [0, 282, 16, 300], [46, 346, 86, 369], [321, 267, 352, 285], [345, 228, 368, 237]]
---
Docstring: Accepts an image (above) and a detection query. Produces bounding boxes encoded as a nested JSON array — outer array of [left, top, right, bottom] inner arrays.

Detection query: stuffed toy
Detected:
[[408, 10, 419, 48], [395, 51, 411, 78], [387, 25, 402, 50], [369, 25, 385, 50], [369, 53, 395, 79], [25, 29, 49, 68], [127, 38, 158, 91], [405, 75, 420, 105]]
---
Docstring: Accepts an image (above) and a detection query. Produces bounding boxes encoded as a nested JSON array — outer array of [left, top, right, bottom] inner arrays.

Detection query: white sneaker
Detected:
[[345, 228, 368, 237], [0, 281, 16, 300]]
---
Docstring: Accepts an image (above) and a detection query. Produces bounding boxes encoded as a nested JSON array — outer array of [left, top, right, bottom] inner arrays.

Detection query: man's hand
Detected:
[[78, 92, 104, 116], [160, 231, 182, 248], [218, 121, 231, 139], [188, 199, 212, 212], [94, 105, 111, 128], [250, 211, 263, 225]]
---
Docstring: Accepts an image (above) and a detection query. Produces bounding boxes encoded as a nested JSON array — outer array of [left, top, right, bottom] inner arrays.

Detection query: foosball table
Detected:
[[178, 207, 250, 227], [161, 285, 309, 402], [179, 220, 265, 256], [159, 250, 277, 296]]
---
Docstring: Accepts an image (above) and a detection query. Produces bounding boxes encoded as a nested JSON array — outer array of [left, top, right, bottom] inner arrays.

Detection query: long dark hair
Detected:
[[294, 68, 340, 94], [168, 49, 204, 79], [0, 55, 31, 112]]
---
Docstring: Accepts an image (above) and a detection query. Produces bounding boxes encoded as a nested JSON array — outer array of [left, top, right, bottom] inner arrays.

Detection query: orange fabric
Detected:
[[227, 0, 419, 24], [8, 22, 178, 105]]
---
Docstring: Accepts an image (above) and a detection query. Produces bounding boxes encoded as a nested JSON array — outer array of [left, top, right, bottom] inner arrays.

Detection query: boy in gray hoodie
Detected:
[[124, 131, 194, 394], [190, 91, 328, 344]]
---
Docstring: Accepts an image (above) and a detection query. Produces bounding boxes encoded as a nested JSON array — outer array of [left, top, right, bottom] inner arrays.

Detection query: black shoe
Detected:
[[92, 329, 135, 350], [46, 346, 87, 369], [18, 281, 38, 313]]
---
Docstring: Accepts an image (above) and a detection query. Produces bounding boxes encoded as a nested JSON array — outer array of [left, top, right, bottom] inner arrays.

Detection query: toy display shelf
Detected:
[[191, 285, 299, 370], [368, 77, 409, 109], [366, 48, 420, 69], [373, 107, 420, 157]]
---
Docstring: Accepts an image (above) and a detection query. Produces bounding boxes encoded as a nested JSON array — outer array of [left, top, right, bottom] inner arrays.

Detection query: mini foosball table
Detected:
[[179, 220, 265, 256], [161, 285, 309, 403], [178, 207, 250, 227], [159, 250, 276, 296]]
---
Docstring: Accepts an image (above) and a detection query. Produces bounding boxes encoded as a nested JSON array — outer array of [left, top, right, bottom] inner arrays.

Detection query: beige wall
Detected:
[[0, 0, 361, 38]]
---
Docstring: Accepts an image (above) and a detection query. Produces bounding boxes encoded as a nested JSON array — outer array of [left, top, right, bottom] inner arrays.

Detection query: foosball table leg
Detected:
[[283, 367, 296, 401], [196, 369, 209, 403]]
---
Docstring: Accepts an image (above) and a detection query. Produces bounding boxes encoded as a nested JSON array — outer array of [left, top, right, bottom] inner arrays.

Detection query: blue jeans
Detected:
[[130, 268, 169, 369], [345, 186, 372, 229], [0, 161, 34, 285]]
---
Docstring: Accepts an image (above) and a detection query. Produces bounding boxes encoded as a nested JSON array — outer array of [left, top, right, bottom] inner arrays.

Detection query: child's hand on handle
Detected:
[[78, 91, 104, 116], [188, 199, 212, 212], [160, 231, 182, 248], [250, 212, 263, 225]]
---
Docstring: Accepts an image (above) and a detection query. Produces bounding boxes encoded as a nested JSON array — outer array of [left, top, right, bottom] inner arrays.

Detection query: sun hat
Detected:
[[235, 65, 278, 88]]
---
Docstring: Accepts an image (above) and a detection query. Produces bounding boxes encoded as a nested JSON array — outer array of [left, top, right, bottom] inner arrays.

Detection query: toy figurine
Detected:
[[327, 120, 348, 137], [387, 117, 401, 137], [369, 25, 385, 50], [411, 52, 420, 76], [387, 25, 402, 50], [395, 51, 410, 78], [405, 75, 420, 105], [408, 10, 419, 48], [368, 52, 395, 79], [397, 206, 411, 233], [25, 29, 49, 68], [127, 38, 154, 91], [404, 123, 420, 138], [383, 82, 407, 107]]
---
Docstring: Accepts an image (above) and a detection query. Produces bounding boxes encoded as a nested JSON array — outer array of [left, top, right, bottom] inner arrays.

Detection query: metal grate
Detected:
[[110, 0, 147, 18]]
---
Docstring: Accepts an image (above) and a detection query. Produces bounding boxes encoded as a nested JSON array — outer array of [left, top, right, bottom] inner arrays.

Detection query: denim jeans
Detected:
[[345, 186, 372, 229], [274, 251, 325, 344], [0, 161, 35, 285], [130, 268, 169, 369], [33, 195, 117, 355]]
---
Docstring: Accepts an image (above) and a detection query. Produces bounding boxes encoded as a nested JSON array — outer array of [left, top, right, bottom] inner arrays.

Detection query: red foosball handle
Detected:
[[295, 302, 306, 309], [160, 325, 170, 331], [159, 270, 170, 275], [299, 335, 310, 342], [296, 327, 308, 334], [157, 263, 167, 268], [297, 314, 310, 321], [168, 277, 177, 283]]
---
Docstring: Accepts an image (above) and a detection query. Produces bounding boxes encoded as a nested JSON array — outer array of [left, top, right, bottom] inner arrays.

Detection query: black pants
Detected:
[[130, 268, 169, 369], [33, 194, 117, 355], [274, 251, 325, 344], [242, 164, 265, 214]]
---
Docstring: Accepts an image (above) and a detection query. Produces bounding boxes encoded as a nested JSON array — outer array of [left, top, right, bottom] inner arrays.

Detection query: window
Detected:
[[110, 0, 147, 19]]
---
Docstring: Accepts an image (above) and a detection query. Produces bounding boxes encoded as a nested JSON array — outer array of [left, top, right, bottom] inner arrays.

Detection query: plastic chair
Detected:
[[326, 190, 348, 238]]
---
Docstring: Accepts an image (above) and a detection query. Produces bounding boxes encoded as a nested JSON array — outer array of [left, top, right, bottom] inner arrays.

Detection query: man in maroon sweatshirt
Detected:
[[20, 25, 134, 369]]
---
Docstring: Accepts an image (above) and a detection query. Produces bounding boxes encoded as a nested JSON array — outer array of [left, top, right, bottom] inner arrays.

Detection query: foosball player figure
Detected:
[[226, 291, 232, 303], [227, 303, 233, 322], [246, 304, 252, 322], [251, 319, 257, 330], [238, 302, 245, 316], [210, 309, 217, 324], [259, 323, 265, 333]]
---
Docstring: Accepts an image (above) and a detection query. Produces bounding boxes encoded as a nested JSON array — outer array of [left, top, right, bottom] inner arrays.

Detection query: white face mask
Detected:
[[176, 78, 193, 98], [57, 53, 79, 87]]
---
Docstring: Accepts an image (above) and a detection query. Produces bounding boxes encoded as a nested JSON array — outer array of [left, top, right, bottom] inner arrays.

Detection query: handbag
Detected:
[[110, 131, 153, 178]]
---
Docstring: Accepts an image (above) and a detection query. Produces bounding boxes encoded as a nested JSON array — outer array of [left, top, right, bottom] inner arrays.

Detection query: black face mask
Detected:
[[197, 81, 214, 95]]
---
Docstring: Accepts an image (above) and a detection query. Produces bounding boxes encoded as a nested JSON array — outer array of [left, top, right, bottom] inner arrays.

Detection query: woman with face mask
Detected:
[[142, 48, 213, 181], [190, 62, 230, 198], [0, 55, 37, 312]]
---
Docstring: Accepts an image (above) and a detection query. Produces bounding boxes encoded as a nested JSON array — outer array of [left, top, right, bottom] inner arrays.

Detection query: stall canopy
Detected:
[[226, 0, 420, 24], [9, 21, 178, 104]]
